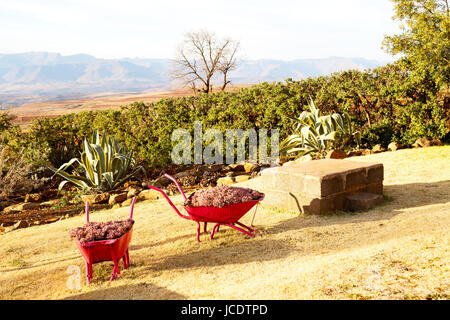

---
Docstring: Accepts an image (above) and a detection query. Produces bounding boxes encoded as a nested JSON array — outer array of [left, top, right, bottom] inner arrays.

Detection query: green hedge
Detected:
[[3, 62, 448, 169]]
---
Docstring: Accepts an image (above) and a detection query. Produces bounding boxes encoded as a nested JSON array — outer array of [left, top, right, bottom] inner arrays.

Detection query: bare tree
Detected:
[[172, 30, 239, 93], [218, 40, 240, 91]]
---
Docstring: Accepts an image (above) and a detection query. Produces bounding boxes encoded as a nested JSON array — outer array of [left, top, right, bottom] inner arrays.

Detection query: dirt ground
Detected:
[[0, 146, 448, 300]]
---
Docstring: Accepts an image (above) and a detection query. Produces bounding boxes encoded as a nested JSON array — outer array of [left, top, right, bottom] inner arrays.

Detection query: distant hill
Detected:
[[0, 52, 386, 107]]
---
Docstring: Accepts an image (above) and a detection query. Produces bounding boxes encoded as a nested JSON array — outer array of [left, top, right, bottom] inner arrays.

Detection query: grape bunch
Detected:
[[184, 185, 264, 208], [69, 219, 134, 243]]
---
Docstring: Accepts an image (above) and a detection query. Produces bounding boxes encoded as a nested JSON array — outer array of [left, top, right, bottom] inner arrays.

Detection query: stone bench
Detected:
[[248, 159, 384, 214]]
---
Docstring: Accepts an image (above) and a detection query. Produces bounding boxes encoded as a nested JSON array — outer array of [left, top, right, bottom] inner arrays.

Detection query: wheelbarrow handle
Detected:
[[85, 201, 90, 224], [147, 185, 191, 220], [163, 173, 187, 200], [129, 196, 137, 220]]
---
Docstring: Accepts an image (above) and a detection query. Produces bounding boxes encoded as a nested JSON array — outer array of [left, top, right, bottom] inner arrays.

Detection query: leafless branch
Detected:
[[171, 30, 240, 93]]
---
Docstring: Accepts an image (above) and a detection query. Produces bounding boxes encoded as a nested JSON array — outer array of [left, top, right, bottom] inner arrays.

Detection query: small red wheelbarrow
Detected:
[[74, 197, 136, 284], [148, 174, 264, 242]]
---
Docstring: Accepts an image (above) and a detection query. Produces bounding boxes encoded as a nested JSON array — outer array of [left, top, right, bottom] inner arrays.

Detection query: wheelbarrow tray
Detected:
[[149, 174, 264, 241], [184, 198, 262, 224], [74, 197, 136, 284], [75, 227, 133, 265]]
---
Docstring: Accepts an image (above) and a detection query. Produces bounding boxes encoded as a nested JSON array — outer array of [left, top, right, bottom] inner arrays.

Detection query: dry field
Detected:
[[8, 85, 252, 129], [0, 146, 449, 300]]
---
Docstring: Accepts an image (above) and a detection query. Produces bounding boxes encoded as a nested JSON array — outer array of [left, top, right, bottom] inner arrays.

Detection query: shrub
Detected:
[[280, 98, 360, 159], [0, 147, 40, 200], [361, 120, 396, 148], [49, 131, 145, 192]]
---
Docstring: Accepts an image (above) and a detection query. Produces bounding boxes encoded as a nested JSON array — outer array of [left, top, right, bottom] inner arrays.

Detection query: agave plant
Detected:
[[49, 131, 144, 192], [280, 98, 360, 160]]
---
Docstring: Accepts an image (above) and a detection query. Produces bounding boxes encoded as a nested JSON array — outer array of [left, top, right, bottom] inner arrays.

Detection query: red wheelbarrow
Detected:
[[74, 197, 136, 284], [148, 174, 264, 242]]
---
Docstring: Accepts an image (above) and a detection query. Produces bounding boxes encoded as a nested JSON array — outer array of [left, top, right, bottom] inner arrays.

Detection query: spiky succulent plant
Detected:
[[49, 130, 144, 192]]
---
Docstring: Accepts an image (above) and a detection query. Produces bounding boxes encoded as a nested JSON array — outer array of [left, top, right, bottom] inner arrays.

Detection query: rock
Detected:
[[82, 193, 110, 205], [250, 171, 261, 178], [372, 144, 385, 153], [347, 150, 364, 157], [4, 209, 20, 215], [430, 138, 443, 146], [204, 164, 224, 173], [4, 202, 40, 213], [412, 137, 441, 148], [6, 220, 29, 232], [40, 199, 61, 206], [283, 155, 312, 167], [227, 164, 245, 172], [108, 192, 128, 205], [387, 142, 401, 151], [44, 217, 59, 223], [362, 149, 374, 156], [345, 192, 383, 212], [325, 150, 347, 159], [121, 197, 138, 207], [123, 181, 139, 188], [24, 193, 42, 203], [127, 186, 141, 199], [243, 163, 258, 173], [152, 175, 171, 187], [112, 203, 122, 209], [217, 176, 235, 185], [412, 138, 428, 148], [138, 189, 161, 201], [234, 175, 250, 183], [174, 171, 190, 179], [188, 166, 206, 177]]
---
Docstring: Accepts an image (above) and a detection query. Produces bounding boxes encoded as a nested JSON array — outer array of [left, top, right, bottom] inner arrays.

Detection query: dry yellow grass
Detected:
[[0, 146, 449, 300]]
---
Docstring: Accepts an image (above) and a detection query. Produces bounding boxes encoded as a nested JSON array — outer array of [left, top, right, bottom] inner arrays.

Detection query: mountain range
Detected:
[[0, 52, 386, 108]]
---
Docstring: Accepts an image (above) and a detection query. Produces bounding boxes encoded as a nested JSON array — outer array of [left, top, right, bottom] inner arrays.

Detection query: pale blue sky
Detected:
[[0, 0, 400, 61]]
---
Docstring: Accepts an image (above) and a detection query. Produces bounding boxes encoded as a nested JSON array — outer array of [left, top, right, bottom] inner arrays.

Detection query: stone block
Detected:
[[367, 165, 384, 184], [345, 192, 383, 211], [363, 182, 383, 195], [345, 170, 367, 190]]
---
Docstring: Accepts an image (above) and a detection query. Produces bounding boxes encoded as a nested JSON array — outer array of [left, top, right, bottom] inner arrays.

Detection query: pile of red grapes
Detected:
[[69, 219, 134, 243], [184, 185, 264, 208]]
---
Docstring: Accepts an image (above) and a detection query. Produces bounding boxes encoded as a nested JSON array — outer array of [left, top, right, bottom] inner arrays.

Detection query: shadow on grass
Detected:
[[149, 238, 294, 271], [130, 233, 195, 250], [266, 180, 450, 235], [64, 282, 186, 300], [0, 254, 81, 273]]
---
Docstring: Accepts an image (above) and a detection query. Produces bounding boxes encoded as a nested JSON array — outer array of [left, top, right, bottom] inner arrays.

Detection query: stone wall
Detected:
[[236, 159, 384, 214]]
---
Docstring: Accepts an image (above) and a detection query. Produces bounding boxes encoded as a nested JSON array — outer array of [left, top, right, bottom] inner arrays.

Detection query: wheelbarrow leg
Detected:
[[203, 222, 207, 233], [225, 223, 255, 237], [235, 221, 255, 233], [196, 222, 201, 242], [108, 246, 121, 284], [109, 259, 121, 283], [85, 260, 93, 284], [122, 250, 128, 269], [210, 223, 220, 240], [123, 249, 130, 269]]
